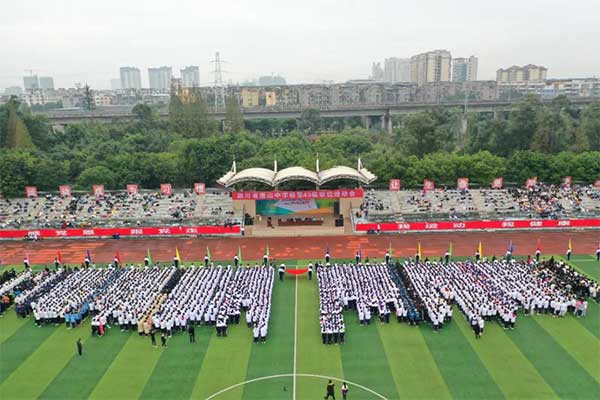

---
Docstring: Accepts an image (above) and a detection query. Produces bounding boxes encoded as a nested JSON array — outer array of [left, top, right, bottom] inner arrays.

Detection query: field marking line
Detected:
[[293, 275, 298, 400], [204, 373, 388, 400]]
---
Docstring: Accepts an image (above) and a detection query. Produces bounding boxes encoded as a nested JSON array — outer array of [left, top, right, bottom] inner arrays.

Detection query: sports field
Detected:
[[0, 255, 599, 400]]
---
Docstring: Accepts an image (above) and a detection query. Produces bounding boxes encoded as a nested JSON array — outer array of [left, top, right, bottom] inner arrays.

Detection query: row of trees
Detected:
[[1, 95, 599, 197]]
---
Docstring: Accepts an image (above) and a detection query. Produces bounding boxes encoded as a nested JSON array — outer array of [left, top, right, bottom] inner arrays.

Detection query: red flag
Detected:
[[57, 251, 63, 264], [114, 251, 121, 265], [537, 239, 541, 253]]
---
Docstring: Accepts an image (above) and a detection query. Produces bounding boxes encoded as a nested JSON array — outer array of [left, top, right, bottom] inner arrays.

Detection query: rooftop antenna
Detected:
[[211, 52, 226, 111]]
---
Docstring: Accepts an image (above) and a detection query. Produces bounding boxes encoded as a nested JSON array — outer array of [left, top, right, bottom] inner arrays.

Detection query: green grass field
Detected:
[[0, 256, 599, 399]]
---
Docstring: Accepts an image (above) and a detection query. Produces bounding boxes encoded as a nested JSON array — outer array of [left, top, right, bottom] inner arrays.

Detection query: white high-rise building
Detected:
[[148, 66, 172, 90], [384, 58, 411, 83], [452, 56, 478, 82], [39, 77, 55, 90], [23, 75, 39, 90], [119, 67, 142, 89], [410, 50, 452, 86], [180, 66, 200, 88]]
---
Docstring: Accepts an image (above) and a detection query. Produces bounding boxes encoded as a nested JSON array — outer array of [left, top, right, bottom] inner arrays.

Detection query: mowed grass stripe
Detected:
[[378, 320, 451, 399], [0, 324, 91, 399], [88, 331, 163, 400], [560, 256, 600, 281], [508, 314, 600, 399], [577, 301, 600, 338], [0, 322, 55, 384], [422, 316, 505, 400], [39, 330, 130, 400], [242, 274, 294, 400], [340, 311, 398, 399], [296, 274, 345, 400], [453, 311, 556, 399], [0, 312, 29, 343], [140, 328, 212, 400], [190, 320, 253, 399], [534, 314, 600, 383]]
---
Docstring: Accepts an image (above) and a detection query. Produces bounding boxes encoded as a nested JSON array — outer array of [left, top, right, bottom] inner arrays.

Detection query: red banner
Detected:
[[127, 184, 138, 195], [389, 179, 401, 191], [457, 178, 469, 191], [595, 180, 600, 189], [491, 177, 503, 189], [59, 185, 72, 197], [0, 225, 240, 239], [563, 176, 572, 186], [93, 185, 105, 196], [232, 189, 364, 200], [25, 186, 38, 198], [423, 179, 435, 192], [160, 184, 172, 196], [356, 218, 600, 232], [194, 183, 206, 195], [526, 177, 538, 189]]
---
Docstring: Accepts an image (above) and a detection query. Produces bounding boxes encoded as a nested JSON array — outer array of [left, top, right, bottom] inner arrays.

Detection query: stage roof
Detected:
[[217, 159, 377, 187]]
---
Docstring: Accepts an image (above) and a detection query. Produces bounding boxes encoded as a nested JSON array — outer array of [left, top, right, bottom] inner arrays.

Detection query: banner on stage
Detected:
[[256, 198, 335, 215], [93, 185, 104, 196], [423, 179, 435, 192], [160, 183, 172, 196], [457, 178, 469, 191], [389, 179, 401, 191], [491, 177, 503, 189], [232, 189, 363, 200]]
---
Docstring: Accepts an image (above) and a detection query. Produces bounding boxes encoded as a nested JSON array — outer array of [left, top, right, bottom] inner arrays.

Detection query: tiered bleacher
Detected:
[[0, 189, 242, 229], [354, 183, 600, 224]]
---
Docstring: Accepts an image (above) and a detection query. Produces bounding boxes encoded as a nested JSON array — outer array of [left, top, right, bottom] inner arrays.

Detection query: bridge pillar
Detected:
[[362, 116, 370, 130]]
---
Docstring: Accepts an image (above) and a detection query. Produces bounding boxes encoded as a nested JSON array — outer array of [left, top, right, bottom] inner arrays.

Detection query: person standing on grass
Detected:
[[324, 380, 336, 399], [188, 323, 195, 343], [308, 263, 313, 280], [596, 245, 600, 262], [341, 382, 349, 400], [150, 330, 157, 347], [76, 338, 83, 356], [160, 332, 167, 348]]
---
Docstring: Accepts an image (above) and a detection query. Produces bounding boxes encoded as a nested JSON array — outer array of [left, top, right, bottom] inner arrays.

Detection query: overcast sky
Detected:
[[2, 0, 599, 89]]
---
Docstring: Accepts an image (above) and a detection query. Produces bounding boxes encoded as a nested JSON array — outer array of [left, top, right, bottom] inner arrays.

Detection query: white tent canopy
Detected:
[[217, 158, 377, 187]]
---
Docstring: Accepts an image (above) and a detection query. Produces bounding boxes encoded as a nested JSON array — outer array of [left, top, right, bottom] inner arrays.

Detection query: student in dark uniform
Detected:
[[144, 256, 149, 267], [234, 255, 239, 267], [324, 380, 336, 399], [204, 255, 209, 267], [278, 265, 285, 281], [415, 253, 420, 264], [566, 248, 572, 261], [325, 251, 330, 264], [596, 247, 600, 262], [475, 251, 481, 263], [160, 332, 167, 348], [444, 251, 450, 264], [355, 253, 360, 264], [188, 323, 195, 343], [54, 257, 60, 269], [150, 330, 157, 347], [263, 254, 269, 266], [385, 251, 390, 265], [173, 256, 179, 268], [76, 338, 83, 356], [308, 263, 313, 280], [535, 249, 541, 263], [84, 257, 90, 268]]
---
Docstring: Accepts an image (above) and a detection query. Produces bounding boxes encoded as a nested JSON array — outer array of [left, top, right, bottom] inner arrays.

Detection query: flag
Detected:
[[176, 247, 182, 262], [449, 242, 453, 256], [25, 253, 30, 264], [417, 242, 422, 259], [478, 241, 483, 258], [57, 251, 63, 264], [508, 240, 514, 254], [86, 249, 92, 263], [114, 251, 121, 265], [237, 246, 243, 265], [266, 244, 270, 258], [568, 239, 572, 252], [326, 245, 330, 255], [358, 244, 362, 260], [206, 246, 211, 262], [537, 239, 542, 253], [147, 248, 153, 266], [389, 242, 393, 257]]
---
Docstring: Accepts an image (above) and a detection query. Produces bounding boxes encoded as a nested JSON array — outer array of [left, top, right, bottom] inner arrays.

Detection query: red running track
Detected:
[[1, 231, 598, 265]]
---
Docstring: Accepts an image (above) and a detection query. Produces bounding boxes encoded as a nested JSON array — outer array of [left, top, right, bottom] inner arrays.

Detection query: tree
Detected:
[[132, 103, 154, 124], [497, 95, 541, 156], [224, 96, 244, 133], [530, 108, 568, 153], [5, 99, 35, 149], [168, 93, 187, 133], [76, 165, 116, 189], [82, 84, 95, 111], [579, 101, 600, 151], [398, 111, 453, 157], [298, 109, 322, 134]]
